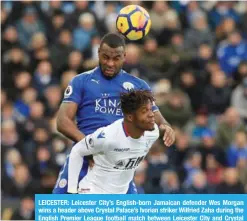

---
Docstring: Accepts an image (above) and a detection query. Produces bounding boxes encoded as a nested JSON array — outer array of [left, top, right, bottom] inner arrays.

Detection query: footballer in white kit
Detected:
[[68, 90, 160, 194]]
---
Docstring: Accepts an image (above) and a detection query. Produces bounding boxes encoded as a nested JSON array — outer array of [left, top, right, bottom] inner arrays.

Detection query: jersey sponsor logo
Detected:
[[114, 156, 145, 170], [113, 148, 130, 152], [97, 131, 105, 139], [64, 85, 73, 98], [123, 82, 134, 90], [58, 178, 67, 188], [95, 97, 123, 116], [91, 79, 100, 84], [78, 188, 91, 193]]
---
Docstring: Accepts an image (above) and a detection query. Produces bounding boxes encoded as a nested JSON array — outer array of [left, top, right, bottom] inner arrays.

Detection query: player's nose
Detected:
[[107, 59, 114, 67]]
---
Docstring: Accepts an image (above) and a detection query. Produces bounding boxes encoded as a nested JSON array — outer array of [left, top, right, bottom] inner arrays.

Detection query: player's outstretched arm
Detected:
[[154, 110, 175, 147], [57, 102, 85, 143]]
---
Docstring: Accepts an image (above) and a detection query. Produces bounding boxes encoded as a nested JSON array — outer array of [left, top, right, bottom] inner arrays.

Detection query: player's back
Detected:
[[78, 119, 159, 194], [63, 67, 158, 135]]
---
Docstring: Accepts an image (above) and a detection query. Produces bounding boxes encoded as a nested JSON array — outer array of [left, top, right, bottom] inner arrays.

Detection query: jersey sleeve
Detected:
[[67, 127, 108, 193], [140, 79, 159, 112], [63, 75, 84, 104]]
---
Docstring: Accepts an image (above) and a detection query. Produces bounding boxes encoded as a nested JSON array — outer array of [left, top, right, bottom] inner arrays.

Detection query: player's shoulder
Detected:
[[94, 119, 123, 139], [121, 69, 149, 88], [144, 123, 160, 140], [72, 68, 98, 82]]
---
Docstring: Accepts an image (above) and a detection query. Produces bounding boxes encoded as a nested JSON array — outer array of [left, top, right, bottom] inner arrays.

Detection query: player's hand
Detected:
[[89, 159, 95, 168], [160, 124, 175, 147]]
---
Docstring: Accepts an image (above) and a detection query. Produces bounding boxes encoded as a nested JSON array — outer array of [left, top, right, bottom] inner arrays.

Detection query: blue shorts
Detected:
[[52, 155, 138, 194]]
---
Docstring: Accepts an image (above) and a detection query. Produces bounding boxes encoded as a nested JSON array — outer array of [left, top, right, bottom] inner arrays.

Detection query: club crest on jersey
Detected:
[[123, 82, 134, 91], [97, 131, 105, 139], [64, 85, 72, 98]]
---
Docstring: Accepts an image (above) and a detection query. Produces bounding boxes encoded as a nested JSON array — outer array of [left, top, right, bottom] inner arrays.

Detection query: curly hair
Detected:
[[120, 90, 155, 114]]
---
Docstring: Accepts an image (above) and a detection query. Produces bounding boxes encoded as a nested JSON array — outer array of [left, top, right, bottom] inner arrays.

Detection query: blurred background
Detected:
[[1, 0, 247, 220]]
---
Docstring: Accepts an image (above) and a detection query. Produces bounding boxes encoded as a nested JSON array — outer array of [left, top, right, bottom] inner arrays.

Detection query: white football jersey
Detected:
[[68, 119, 159, 194]]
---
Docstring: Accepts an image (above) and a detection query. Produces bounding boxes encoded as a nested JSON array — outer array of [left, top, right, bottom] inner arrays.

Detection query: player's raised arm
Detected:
[[67, 129, 106, 193]]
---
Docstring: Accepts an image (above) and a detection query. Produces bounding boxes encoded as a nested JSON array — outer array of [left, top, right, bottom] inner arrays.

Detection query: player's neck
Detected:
[[123, 121, 144, 139]]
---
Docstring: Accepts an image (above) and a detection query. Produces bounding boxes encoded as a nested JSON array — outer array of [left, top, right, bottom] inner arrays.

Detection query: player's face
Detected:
[[132, 100, 155, 131], [98, 43, 125, 78]]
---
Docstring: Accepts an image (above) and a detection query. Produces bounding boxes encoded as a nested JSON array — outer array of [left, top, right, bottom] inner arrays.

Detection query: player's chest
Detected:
[[105, 139, 153, 170], [83, 78, 137, 100]]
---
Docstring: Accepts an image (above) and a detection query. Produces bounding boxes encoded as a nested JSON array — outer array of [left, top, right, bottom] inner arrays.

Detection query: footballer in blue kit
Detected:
[[53, 33, 175, 194]]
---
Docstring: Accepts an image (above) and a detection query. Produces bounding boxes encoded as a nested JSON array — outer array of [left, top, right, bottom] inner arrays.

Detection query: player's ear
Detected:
[[126, 114, 133, 122]]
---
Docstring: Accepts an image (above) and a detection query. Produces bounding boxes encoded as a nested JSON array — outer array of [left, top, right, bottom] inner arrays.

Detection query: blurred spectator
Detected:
[[202, 70, 231, 115], [183, 151, 202, 187], [134, 161, 147, 194], [1, 120, 24, 158], [150, 1, 180, 45], [184, 12, 214, 55], [216, 167, 244, 194], [227, 131, 247, 167], [163, 32, 193, 80], [231, 77, 247, 121], [10, 196, 35, 220], [104, 3, 118, 32], [159, 89, 192, 128], [140, 37, 166, 81], [50, 29, 74, 74], [168, 131, 190, 171], [124, 44, 150, 81], [199, 130, 226, 169], [209, 2, 240, 29], [31, 146, 59, 179], [216, 107, 246, 149], [60, 70, 77, 91], [33, 60, 58, 95], [3, 148, 23, 179], [52, 135, 69, 167], [217, 30, 247, 77], [83, 35, 101, 70], [2, 163, 41, 197], [59, 50, 85, 76], [184, 171, 211, 194], [16, 6, 45, 49], [43, 85, 62, 117], [236, 158, 247, 193], [159, 170, 182, 194], [12, 71, 32, 101], [73, 12, 98, 52], [185, 108, 212, 146], [146, 140, 169, 193], [14, 87, 38, 122], [233, 61, 247, 86], [206, 154, 224, 186], [49, 9, 66, 42], [152, 79, 171, 106], [178, 70, 204, 112], [2, 47, 30, 95], [1, 26, 20, 54], [215, 18, 236, 43]]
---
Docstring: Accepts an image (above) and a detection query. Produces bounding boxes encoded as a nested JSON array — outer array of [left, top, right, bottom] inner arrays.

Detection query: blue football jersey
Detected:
[[63, 66, 158, 135]]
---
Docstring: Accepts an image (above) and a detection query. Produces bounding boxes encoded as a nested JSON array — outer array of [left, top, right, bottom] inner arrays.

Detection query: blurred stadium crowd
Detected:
[[1, 0, 247, 219]]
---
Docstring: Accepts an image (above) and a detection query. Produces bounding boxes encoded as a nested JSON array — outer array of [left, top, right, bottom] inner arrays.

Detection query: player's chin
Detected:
[[145, 123, 155, 131], [104, 69, 116, 77]]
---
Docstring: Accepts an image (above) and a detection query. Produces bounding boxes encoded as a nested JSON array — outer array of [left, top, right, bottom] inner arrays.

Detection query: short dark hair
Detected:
[[120, 90, 154, 115], [100, 33, 125, 48]]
